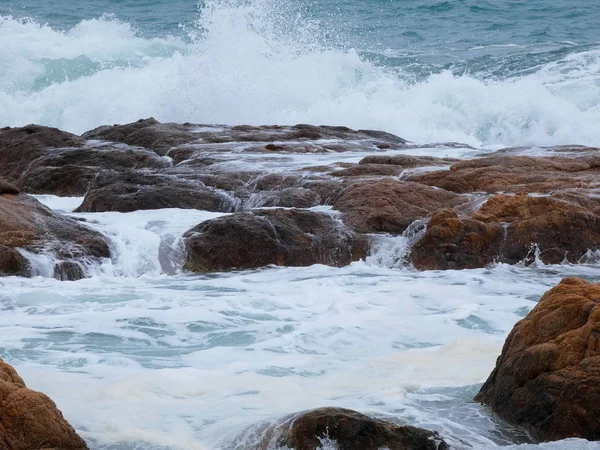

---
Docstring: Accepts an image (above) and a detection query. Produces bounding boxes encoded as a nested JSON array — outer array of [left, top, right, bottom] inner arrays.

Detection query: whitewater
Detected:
[[1, 0, 600, 449]]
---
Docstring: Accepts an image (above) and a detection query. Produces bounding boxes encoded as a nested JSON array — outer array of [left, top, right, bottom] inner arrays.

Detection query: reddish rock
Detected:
[[183, 209, 368, 272], [333, 180, 469, 234], [411, 193, 600, 270], [475, 277, 600, 441], [0, 357, 88, 449], [258, 408, 448, 450], [406, 154, 600, 194], [0, 189, 110, 279]]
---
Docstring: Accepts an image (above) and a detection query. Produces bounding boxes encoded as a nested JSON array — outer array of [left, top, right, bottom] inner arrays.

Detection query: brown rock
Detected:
[[0, 180, 19, 196], [475, 277, 600, 441], [183, 209, 368, 272], [259, 408, 448, 450], [411, 193, 600, 270], [0, 357, 88, 449], [333, 180, 469, 234], [406, 154, 600, 194], [0, 193, 110, 279]]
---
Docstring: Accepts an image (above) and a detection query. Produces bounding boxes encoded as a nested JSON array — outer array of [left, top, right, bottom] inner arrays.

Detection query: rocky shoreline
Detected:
[[1, 120, 599, 448]]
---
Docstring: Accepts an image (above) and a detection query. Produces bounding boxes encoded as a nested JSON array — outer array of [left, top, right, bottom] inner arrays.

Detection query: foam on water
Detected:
[[1, 0, 600, 147]]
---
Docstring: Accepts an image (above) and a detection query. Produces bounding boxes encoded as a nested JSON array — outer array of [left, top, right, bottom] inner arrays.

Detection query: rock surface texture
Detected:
[[183, 209, 368, 272], [475, 277, 600, 441], [411, 193, 600, 270], [257, 407, 449, 450], [0, 357, 88, 450], [0, 180, 109, 279]]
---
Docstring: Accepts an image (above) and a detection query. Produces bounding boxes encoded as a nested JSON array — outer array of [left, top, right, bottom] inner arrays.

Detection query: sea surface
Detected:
[[1, 1, 600, 449]]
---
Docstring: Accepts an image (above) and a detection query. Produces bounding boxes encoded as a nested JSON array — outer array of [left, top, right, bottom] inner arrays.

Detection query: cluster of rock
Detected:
[[5, 120, 600, 277], [2, 120, 600, 446]]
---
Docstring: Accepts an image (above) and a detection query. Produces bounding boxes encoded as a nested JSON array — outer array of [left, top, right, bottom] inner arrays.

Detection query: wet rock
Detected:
[[0, 190, 110, 279], [0, 180, 19, 195], [258, 408, 448, 450], [75, 171, 235, 213], [18, 145, 171, 196], [411, 193, 600, 270], [245, 188, 320, 209], [331, 163, 404, 178], [0, 356, 88, 449], [82, 118, 200, 156], [406, 154, 600, 194], [475, 277, 600, 441], [0, 125, 84, 182], [333, 180, 469, 234], [183, 209, 368, 272], [359, 154, 459, 167]]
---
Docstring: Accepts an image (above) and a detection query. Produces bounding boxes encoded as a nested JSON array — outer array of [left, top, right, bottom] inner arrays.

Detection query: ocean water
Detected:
[[1, 1, 600, 450], [1, 0, 600, 146]]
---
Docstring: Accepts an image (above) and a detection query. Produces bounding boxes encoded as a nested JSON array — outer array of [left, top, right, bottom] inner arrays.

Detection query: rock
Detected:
[[82, 118, 200, 156], [359, 154, 459, 167], [75, 171, 236, 213], [411, 193, 600, 270], [406, 154, 600, 194], [0, 125, 84, 183], [0, 180, 19, 195], [333, 180, 469, 234], [0, 191, 110, 279], [0, 356, 88, 449], [183, 209, 368, 272], [475, 277, 600, 441], [244, 188, 320, 209], [258, 408, 448, 450], [18, 145, 171, 196]]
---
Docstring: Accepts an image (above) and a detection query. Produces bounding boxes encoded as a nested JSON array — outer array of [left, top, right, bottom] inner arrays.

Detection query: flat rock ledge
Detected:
[[475, 277, 600, 441]]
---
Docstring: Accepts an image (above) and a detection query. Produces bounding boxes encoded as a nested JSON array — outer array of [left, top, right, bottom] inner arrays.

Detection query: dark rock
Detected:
[[75, 171, 235, 213], [258, 408, 448, 450], [183, 209, 368, 272], [0, 180, 19, 195], [245, 188, 320, 209], [18, 145, 170, 196], [82, 118, 200, 156], [0, 356, 89, 449], [475, 277, 600, 441], [53, 261, 85, 281], [333, 180, 468, 234], [0, 125, 84, 182], [0, 245, 30, 277], [411, 193, 600, 270]]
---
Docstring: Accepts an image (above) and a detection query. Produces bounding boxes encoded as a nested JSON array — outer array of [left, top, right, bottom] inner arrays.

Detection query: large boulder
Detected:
[[406, 154, 600, 194], [0, 357, 88, 449], [333, 180, 469, 234], [475, 277, 600, 441], [0, 125, 84, 183], [75, 171, 236, 213], [183, 209, 368, 272], [257, 408, 448, 450], [0, 184, 110, 279], [412, 193, 600, 270]]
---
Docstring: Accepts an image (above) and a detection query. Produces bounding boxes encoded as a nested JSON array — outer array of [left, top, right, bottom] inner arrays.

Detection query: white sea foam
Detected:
[[1, 0, 600, 147]]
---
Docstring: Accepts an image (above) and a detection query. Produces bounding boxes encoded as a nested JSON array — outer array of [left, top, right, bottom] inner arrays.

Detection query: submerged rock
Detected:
[[475, 277, 600, 441], [0, 186, 110, 279], [412, 193, 600, 270], [257, 407, 448, 450], [183, 209, 368, 272], [333, 180, 468, 234], [0, 357, 88, 449]]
